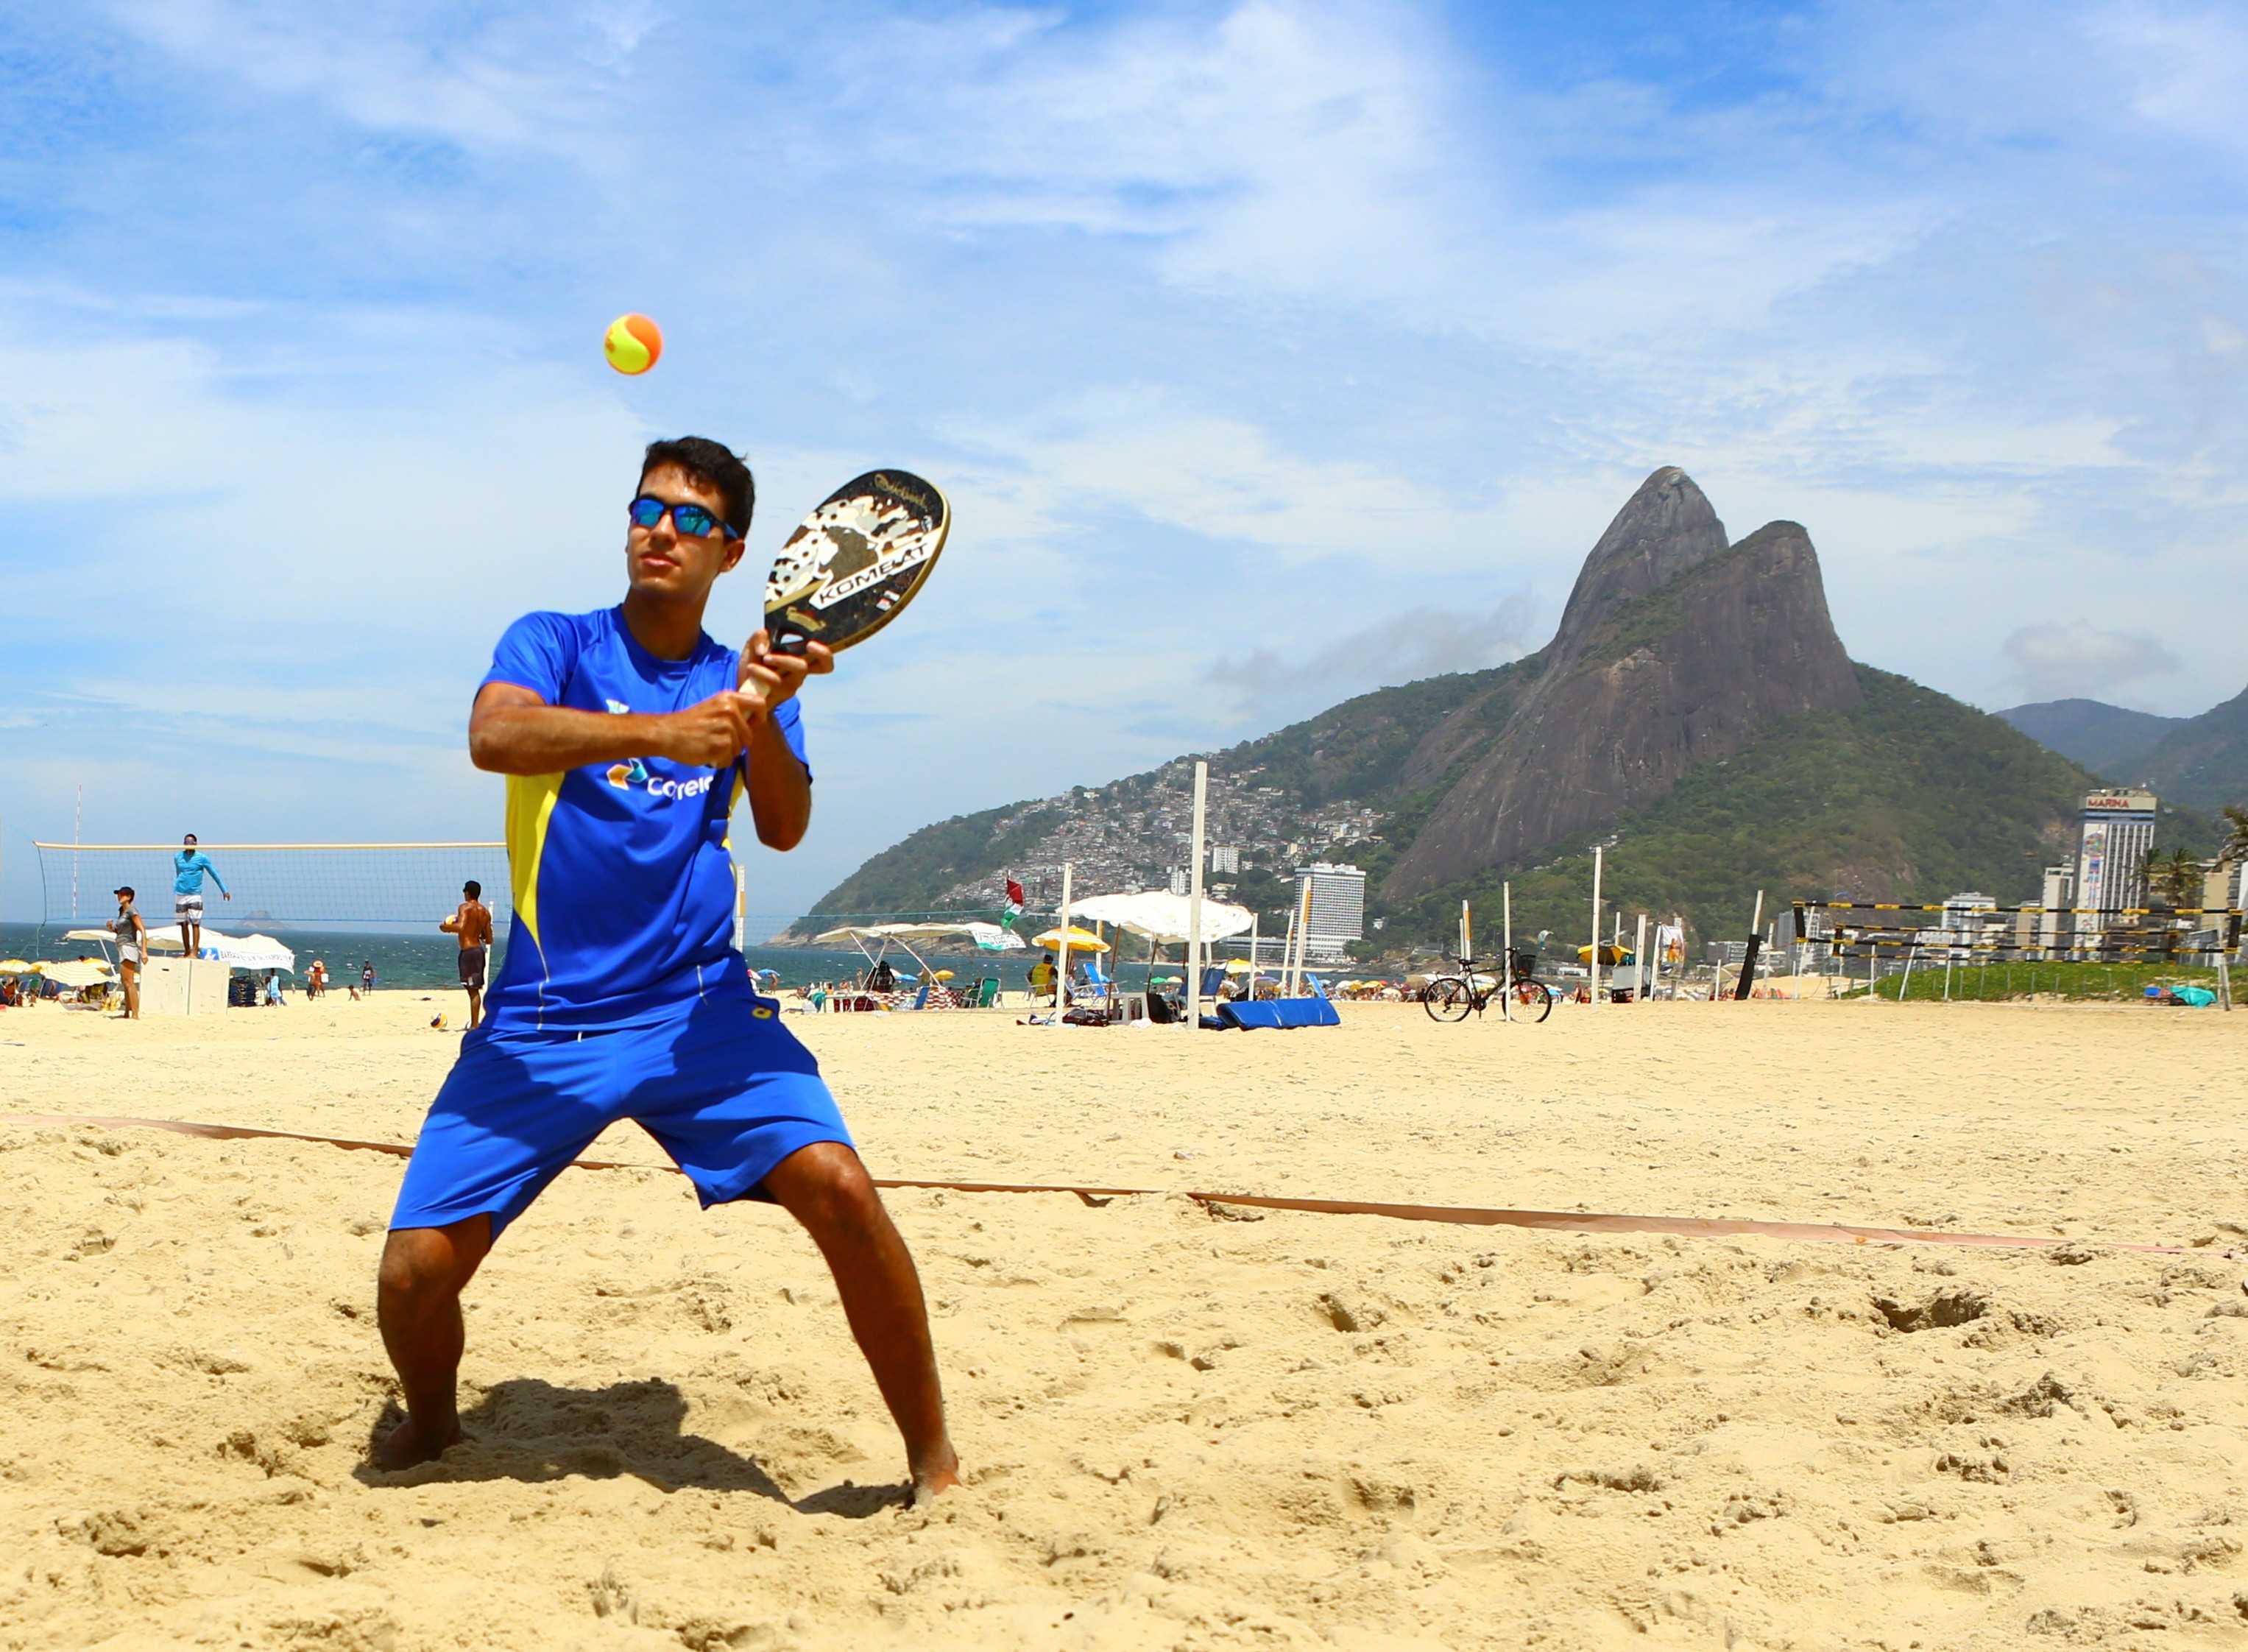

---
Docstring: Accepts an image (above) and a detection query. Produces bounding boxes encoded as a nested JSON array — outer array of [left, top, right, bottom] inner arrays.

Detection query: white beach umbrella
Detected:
[[1067, 891, 1255, 945]]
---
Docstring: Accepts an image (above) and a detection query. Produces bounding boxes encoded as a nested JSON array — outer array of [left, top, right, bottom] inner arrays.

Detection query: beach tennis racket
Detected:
[[763, 470, 949, 656]]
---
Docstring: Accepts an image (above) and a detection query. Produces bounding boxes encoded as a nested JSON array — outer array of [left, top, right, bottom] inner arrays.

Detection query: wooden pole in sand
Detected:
[[1589, 845, 1603, 1009], [1186, 760, 1208, 1031], [1054, 862, 1072, 1020]]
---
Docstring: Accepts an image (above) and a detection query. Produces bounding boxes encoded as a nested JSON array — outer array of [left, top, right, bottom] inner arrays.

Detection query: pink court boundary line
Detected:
[[0, 1112, 2195, 1256]]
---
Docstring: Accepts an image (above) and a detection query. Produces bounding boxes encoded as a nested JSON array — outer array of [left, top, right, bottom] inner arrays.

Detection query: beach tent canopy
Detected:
[[63, 928, 118, 945], [144, 928, 297, 971], [216, 935, 297, 972], [0, 959, 35, 973], [1066, 891, 1255, 945], [812, 921, 1023, 951], [1031, 926, 1109, 953]]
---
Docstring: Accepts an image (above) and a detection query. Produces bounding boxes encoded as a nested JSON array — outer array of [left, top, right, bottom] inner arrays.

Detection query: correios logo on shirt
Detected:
[[605, 757, 715, 802]]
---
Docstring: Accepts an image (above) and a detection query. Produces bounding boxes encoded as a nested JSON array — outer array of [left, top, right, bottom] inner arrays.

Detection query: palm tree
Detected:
[[2143, 846, 2205, 910], [2221, 805, 2248, 869]]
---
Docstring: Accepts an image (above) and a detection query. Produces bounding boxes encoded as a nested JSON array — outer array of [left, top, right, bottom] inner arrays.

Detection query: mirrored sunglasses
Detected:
[[627, 495, 729, 538]]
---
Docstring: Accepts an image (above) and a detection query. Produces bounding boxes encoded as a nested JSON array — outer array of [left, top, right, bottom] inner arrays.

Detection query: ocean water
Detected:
[[0, 922, 1061, 995]]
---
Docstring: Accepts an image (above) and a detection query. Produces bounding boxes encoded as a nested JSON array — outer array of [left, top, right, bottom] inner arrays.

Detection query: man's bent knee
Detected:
[[378, 1215, 491, 1302], [767, 1143, 883, 1232]]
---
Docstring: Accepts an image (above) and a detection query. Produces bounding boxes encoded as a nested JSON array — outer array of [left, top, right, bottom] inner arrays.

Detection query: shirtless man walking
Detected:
[[375, 437, 959, 1502], [438, 880, 493, 1029]]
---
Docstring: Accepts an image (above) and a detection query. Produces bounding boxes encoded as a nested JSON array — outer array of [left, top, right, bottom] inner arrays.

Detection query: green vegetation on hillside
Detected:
[[2135, 684, 2248, 810], [1374, 666, 2216, 956], [807, 797, 1064, 917], [1229, 654, 1541, 807]]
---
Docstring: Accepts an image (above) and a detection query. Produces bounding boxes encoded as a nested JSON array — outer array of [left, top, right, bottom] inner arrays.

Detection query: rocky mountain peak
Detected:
[[1544, 466, 1730, 671], [1380, 471, 1859, 900]]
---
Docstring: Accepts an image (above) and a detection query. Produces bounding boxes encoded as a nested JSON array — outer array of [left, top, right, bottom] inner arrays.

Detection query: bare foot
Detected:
[[375, 1413, 459, 1470], [910, 1450, 963, 1507]]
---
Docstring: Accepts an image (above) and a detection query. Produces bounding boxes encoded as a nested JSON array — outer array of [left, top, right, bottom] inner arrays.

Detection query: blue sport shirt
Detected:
[[478, 606, 810, 1031], [174, 850, 228, 897]]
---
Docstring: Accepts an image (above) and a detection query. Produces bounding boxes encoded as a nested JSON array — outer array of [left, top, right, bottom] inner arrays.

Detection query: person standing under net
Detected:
[[109, 886, 147, 1020], [439, 880, 494, 1030], [172, 833, 230, 956]]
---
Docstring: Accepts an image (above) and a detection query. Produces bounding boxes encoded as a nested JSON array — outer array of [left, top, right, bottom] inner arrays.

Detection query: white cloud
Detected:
[[1206, 593, 1537, 723], [8, 0, 2248, 917], [2002, 621, 2183, 704], [103, 0, 626, 152]]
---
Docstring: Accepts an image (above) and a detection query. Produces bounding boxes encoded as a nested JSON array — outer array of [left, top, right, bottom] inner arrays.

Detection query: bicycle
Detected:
[[1421, 950, 1554, 1023]]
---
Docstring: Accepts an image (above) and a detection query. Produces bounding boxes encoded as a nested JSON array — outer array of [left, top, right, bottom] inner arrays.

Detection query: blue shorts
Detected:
[[390, 999, 852, 1239]]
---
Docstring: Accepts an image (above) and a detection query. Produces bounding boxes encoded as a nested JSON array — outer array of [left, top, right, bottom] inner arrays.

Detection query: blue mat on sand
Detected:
[[1205, 998, 1341, 1031]]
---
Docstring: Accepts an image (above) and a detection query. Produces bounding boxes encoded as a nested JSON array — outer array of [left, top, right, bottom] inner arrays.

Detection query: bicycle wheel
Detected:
[[1516, 980, 1554, 1023], [1423, 978, 1474, 1022]]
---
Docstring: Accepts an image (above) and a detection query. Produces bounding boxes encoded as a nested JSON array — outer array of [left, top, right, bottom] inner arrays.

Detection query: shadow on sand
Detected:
[[354, 1377, 907, 1518]]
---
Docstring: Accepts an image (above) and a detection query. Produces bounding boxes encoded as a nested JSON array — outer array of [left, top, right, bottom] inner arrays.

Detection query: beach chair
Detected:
[[1200, 964, 1228, 1000], [1079, 959, 1111, 1001], [969, 977, 999, 1008]]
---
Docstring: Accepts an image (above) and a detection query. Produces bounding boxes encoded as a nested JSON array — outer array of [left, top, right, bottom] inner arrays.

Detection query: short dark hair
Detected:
[[463, 880, 482, 898], [640, 437, 754, 537]]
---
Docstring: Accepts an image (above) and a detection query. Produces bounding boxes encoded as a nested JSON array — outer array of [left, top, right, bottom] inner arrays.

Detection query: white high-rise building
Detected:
[[1292, 861, 1366, 963], [1209, 844, 1240, 875], [2072, 788, 2158, 954], [2075, 788, 2158, 914]]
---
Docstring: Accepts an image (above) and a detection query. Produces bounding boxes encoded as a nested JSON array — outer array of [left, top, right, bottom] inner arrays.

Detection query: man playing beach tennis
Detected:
[[173, 833, 229, 956], [376, 437, 960, 1501]]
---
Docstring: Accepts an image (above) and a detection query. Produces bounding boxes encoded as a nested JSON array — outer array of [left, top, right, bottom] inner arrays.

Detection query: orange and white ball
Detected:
[[603, 313, 662, 375]]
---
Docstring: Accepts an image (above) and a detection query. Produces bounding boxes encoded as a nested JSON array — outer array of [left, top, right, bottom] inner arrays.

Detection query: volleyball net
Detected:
[[1793, 899, 2242, 965], [31, 842, 513, 938]]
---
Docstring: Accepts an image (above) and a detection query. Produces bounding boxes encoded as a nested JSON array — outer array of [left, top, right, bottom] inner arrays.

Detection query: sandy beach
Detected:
[[6, 995, 2248, 1650]]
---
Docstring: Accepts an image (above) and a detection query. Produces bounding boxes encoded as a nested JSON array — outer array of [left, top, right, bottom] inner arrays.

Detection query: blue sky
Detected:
[[1, 0, 2244, 919]]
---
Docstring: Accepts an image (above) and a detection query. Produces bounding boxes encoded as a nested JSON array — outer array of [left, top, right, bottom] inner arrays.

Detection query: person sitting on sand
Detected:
[[372, 436, 959, 1502]]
